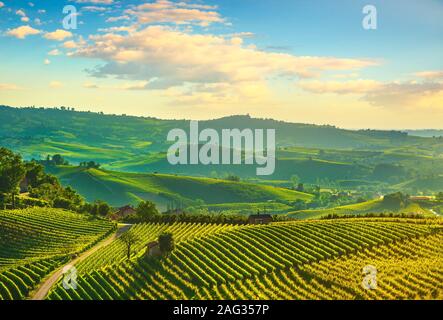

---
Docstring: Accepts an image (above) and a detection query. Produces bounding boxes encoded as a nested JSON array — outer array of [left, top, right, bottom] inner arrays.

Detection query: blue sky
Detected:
[[0, 0, 442, 128]]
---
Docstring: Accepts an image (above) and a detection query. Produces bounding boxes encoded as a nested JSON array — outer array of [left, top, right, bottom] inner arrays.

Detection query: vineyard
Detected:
[[47, 218, 443, 300], [0, 208, 116, 300]]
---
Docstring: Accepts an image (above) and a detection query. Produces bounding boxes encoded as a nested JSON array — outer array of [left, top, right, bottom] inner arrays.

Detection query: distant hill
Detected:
[[287, 198, 435, 219], [2, 105, 443, 192], [0, 105, 435, 163], [405, 129, 443, 138]]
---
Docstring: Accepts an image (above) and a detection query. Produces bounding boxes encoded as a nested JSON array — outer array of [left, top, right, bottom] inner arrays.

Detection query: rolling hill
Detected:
[[2, 105, 440, 165], [286, 198, 436, 219], [45, 166, 312, 210]]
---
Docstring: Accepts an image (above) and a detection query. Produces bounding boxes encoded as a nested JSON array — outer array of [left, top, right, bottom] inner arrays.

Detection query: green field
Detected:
[[3, 106, 443, 194], [286, 198, 436, 219], [45, 166, 312, 210]]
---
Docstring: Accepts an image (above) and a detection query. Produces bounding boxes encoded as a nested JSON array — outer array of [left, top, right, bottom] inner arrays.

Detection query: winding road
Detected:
[[31, 223, 132, 300]]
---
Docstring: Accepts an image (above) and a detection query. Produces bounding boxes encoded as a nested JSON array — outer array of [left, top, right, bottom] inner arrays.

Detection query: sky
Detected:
[[0, 0, 442, 129]]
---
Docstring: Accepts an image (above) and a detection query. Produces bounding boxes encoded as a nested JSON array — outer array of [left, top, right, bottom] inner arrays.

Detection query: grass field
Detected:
[[46, 166, 313, 210]]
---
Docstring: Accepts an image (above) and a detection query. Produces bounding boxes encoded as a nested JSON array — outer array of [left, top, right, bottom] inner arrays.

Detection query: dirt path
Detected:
[[31, 223, 132, 300]]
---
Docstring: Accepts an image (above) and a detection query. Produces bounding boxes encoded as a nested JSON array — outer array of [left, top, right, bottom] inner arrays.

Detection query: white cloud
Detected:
[[124, 0, 224, 26], [74, 26, 376, 92], [48, 49, 61, 56], [0, 2, 4, 9], [44, 29, 73, 41], [299, 78, 443, 109], [6, 25, 41, 39], [82, 6, 108, 12], [44, 59, 51, 65], [16, 9, 26, 17], [414, 70, 443, 80], [21, 16, 30, 22], [74, 0, 113, 4], [106, 15, 130, 22], [28, 2, 34, 7], [38, 9, 46, 14]]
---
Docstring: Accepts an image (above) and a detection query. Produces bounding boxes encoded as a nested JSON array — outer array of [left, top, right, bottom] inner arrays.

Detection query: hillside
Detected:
[[2, 106, 443, 195], [286, 198, 435, 219], [46, 166, 312, 210], [46, 218, 443, 300]]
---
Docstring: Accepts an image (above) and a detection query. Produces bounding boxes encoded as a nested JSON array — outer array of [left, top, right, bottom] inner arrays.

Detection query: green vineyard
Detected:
[[0, 208, 116, 300], [46, 218, 443, 300]]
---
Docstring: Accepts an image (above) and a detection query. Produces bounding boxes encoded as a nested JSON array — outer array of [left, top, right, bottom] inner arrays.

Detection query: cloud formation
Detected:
[[74, 0, 113, 4], [299, 78, 443, 108], [415, 70, 443, 80], [299, 79, 382, 94], [122, 0, 224, 26], [44, 29, 73, 41], [6, 25, 41, 39], [73, 26, 376, 93]]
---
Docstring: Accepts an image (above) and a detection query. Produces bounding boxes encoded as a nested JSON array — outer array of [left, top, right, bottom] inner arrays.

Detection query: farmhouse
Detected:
[[145, 241, 161, 257], [247, 213, 273, 225], [111, 205, 136, 220], [410, 196, 433, 201]]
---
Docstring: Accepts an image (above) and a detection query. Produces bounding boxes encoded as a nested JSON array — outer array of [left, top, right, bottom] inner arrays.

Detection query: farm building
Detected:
[[247, 214, 273, 225], [145, 241, 161, 257], [111, 205, 136, 220], [410, 196, 434, 201]]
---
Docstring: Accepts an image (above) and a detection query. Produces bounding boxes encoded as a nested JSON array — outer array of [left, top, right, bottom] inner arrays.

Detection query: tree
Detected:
[[24, 161, 45, 187], [96, 201, 111, 216], [225, 175, 240, 182], [51, 154, 65, 166], [290, 175, 300, 189], [296, 183, 304, 192], [119, 230, 139, 260], [158, 232, 175, 255], [136, 200, 159, 221], [436, 192, 443, 201], [0, 148, 26, 208]]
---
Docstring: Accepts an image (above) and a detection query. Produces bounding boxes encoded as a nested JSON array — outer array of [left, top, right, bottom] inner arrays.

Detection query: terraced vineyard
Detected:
[[76, 222, 238, 273], [0, 208, 116, 300], [47, 218, 443, 300]]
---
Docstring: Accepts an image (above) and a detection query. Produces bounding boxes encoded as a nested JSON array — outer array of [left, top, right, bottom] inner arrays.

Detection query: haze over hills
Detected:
[[2, 105, 443, 203], [1, 105, 442, 160]]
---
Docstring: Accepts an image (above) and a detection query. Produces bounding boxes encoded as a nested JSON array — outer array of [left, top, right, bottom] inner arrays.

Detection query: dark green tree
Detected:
[[120, 230, 139, 260], [136, 200, 159, 221], [0, 148, 26, 208], [158, 232, 175, 255]]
